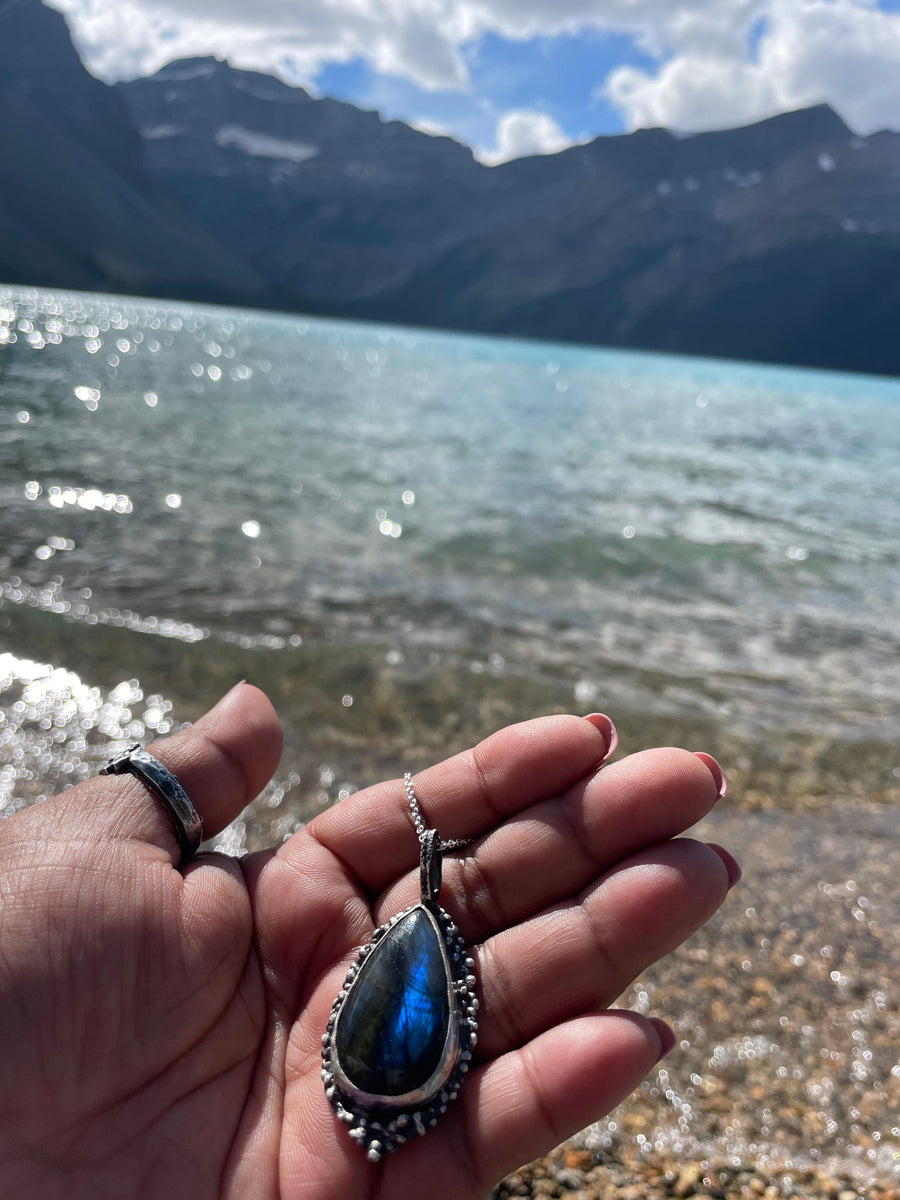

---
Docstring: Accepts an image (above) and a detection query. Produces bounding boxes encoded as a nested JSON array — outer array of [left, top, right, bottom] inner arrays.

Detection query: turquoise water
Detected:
[[1, 284, 899, 809]]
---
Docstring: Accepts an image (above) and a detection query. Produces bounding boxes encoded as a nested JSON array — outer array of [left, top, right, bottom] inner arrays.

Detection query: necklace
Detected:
[[321, 773, 478, 1161]]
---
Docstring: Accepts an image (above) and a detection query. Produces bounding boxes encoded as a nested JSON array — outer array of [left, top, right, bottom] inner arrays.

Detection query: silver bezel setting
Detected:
[[321, 899, 478, 1161]]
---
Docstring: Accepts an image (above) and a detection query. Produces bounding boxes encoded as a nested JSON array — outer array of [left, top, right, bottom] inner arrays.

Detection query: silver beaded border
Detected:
[[321, 899, 479, 1161]]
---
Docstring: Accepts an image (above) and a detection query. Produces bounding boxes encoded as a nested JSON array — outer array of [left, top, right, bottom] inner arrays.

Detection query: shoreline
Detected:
[[1, 599, 897, 833]]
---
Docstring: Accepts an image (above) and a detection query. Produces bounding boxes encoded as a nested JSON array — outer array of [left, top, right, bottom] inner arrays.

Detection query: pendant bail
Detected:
[[420, 828, 442, 902]]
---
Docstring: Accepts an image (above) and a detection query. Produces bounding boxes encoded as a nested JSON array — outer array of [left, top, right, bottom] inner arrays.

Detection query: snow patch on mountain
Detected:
[[158, 62, 216, 83], [233, 79, 298, 104], [214, 126, 319, 163]]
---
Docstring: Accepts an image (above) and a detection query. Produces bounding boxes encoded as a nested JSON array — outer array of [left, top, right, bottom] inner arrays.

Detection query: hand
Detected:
[[0, 683, 737, 1200]]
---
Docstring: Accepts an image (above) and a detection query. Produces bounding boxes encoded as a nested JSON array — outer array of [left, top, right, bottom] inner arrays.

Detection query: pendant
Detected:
[[321, 830, 478, 1160]]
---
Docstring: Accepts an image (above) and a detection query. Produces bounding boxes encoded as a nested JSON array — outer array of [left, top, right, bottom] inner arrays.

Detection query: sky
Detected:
[[48, 0, 900, 163]]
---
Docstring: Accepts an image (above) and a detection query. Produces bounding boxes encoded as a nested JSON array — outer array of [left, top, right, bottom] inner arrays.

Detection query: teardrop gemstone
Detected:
[[334, 906, 452, 1097]]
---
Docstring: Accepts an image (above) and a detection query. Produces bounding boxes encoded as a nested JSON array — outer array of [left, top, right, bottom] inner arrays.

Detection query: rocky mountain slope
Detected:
[[0, 0, 262, 305], [117, 57, 485, 315], [3, 0, 900, 375]]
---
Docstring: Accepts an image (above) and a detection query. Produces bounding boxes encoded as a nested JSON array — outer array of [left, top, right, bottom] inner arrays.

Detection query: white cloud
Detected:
[[478, 108, 572, 163], [604, 55, 785, 133], [46, 0, 900, 137], [38, 0, 781, 93], [47, 0, 471, 91], [604, 1, 900, 135]]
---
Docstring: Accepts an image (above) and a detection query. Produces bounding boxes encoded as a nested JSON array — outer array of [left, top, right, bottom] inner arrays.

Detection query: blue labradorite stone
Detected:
[[336, 906, 450, 1096]]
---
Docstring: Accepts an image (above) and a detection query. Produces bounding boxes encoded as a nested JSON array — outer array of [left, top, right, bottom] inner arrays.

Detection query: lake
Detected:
[[1, 283, 898, 830]]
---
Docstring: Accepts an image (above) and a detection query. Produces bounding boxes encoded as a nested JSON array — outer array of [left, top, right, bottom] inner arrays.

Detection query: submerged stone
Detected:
[[335, 906, 451, 1097]]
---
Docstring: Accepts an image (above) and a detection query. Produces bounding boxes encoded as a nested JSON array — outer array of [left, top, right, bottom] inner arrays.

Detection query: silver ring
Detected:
[[100, 743, 203, 864]]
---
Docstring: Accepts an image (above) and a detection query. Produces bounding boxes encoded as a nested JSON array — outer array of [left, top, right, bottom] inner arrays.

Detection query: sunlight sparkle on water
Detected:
[[0, 653, 297, 856], [32, 485, 134, 514]]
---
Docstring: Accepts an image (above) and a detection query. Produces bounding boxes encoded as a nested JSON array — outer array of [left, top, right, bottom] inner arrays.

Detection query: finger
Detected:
[[390, 1012, 668, 1199], [60, 682, 282, 863], [373, 747, 725, 941], [472, 838, 734, 1061], [308, 713, 615, 895]]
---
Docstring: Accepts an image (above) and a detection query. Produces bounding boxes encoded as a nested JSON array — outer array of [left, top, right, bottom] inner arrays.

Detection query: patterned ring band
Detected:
[[99, 743, 204, 865]]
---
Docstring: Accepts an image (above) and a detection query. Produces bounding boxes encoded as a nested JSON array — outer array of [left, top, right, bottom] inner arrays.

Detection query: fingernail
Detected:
[[692, 751, 727, 798], [707, 842, 742, 889], [649, 1017, 676, 1062], [584, 713, 618, 762]]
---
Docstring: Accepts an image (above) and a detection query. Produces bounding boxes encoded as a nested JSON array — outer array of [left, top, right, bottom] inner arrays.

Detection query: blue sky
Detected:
[[316, 31, 658, 153], [50, 0, 900, 162]]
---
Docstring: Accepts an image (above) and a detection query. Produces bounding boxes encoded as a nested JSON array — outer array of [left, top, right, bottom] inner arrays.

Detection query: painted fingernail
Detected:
[[649, 1017, 676, 1062], [584, 713, 618, 761], [692, 751, 727, 799], [707, 842, 742, 889]]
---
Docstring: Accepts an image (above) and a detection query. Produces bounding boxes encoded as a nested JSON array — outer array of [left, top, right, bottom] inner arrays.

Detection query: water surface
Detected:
[[1, 285, 898, 819]]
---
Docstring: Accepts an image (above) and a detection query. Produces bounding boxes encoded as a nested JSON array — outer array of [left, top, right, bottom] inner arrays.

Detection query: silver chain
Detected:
[[404, 772, 469, 851]]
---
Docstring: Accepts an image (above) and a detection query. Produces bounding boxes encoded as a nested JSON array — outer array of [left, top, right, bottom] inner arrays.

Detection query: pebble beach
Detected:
[[492, 799, 900, 1200]]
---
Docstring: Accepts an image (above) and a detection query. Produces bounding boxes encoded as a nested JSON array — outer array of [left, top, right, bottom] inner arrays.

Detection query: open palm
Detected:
[[0, 683, 736, 1200]]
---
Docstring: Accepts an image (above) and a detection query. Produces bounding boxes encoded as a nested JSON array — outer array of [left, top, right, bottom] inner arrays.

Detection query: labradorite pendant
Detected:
[[322, 830, 478, 1160]]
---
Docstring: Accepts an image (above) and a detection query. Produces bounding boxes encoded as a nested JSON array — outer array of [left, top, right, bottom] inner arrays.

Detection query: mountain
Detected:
[[3, 0, 900, 376], [116, 57, 484, 314], [374, 104, 900, 376], [116, 63, 900, 375], [0, 0, 262, 304]]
